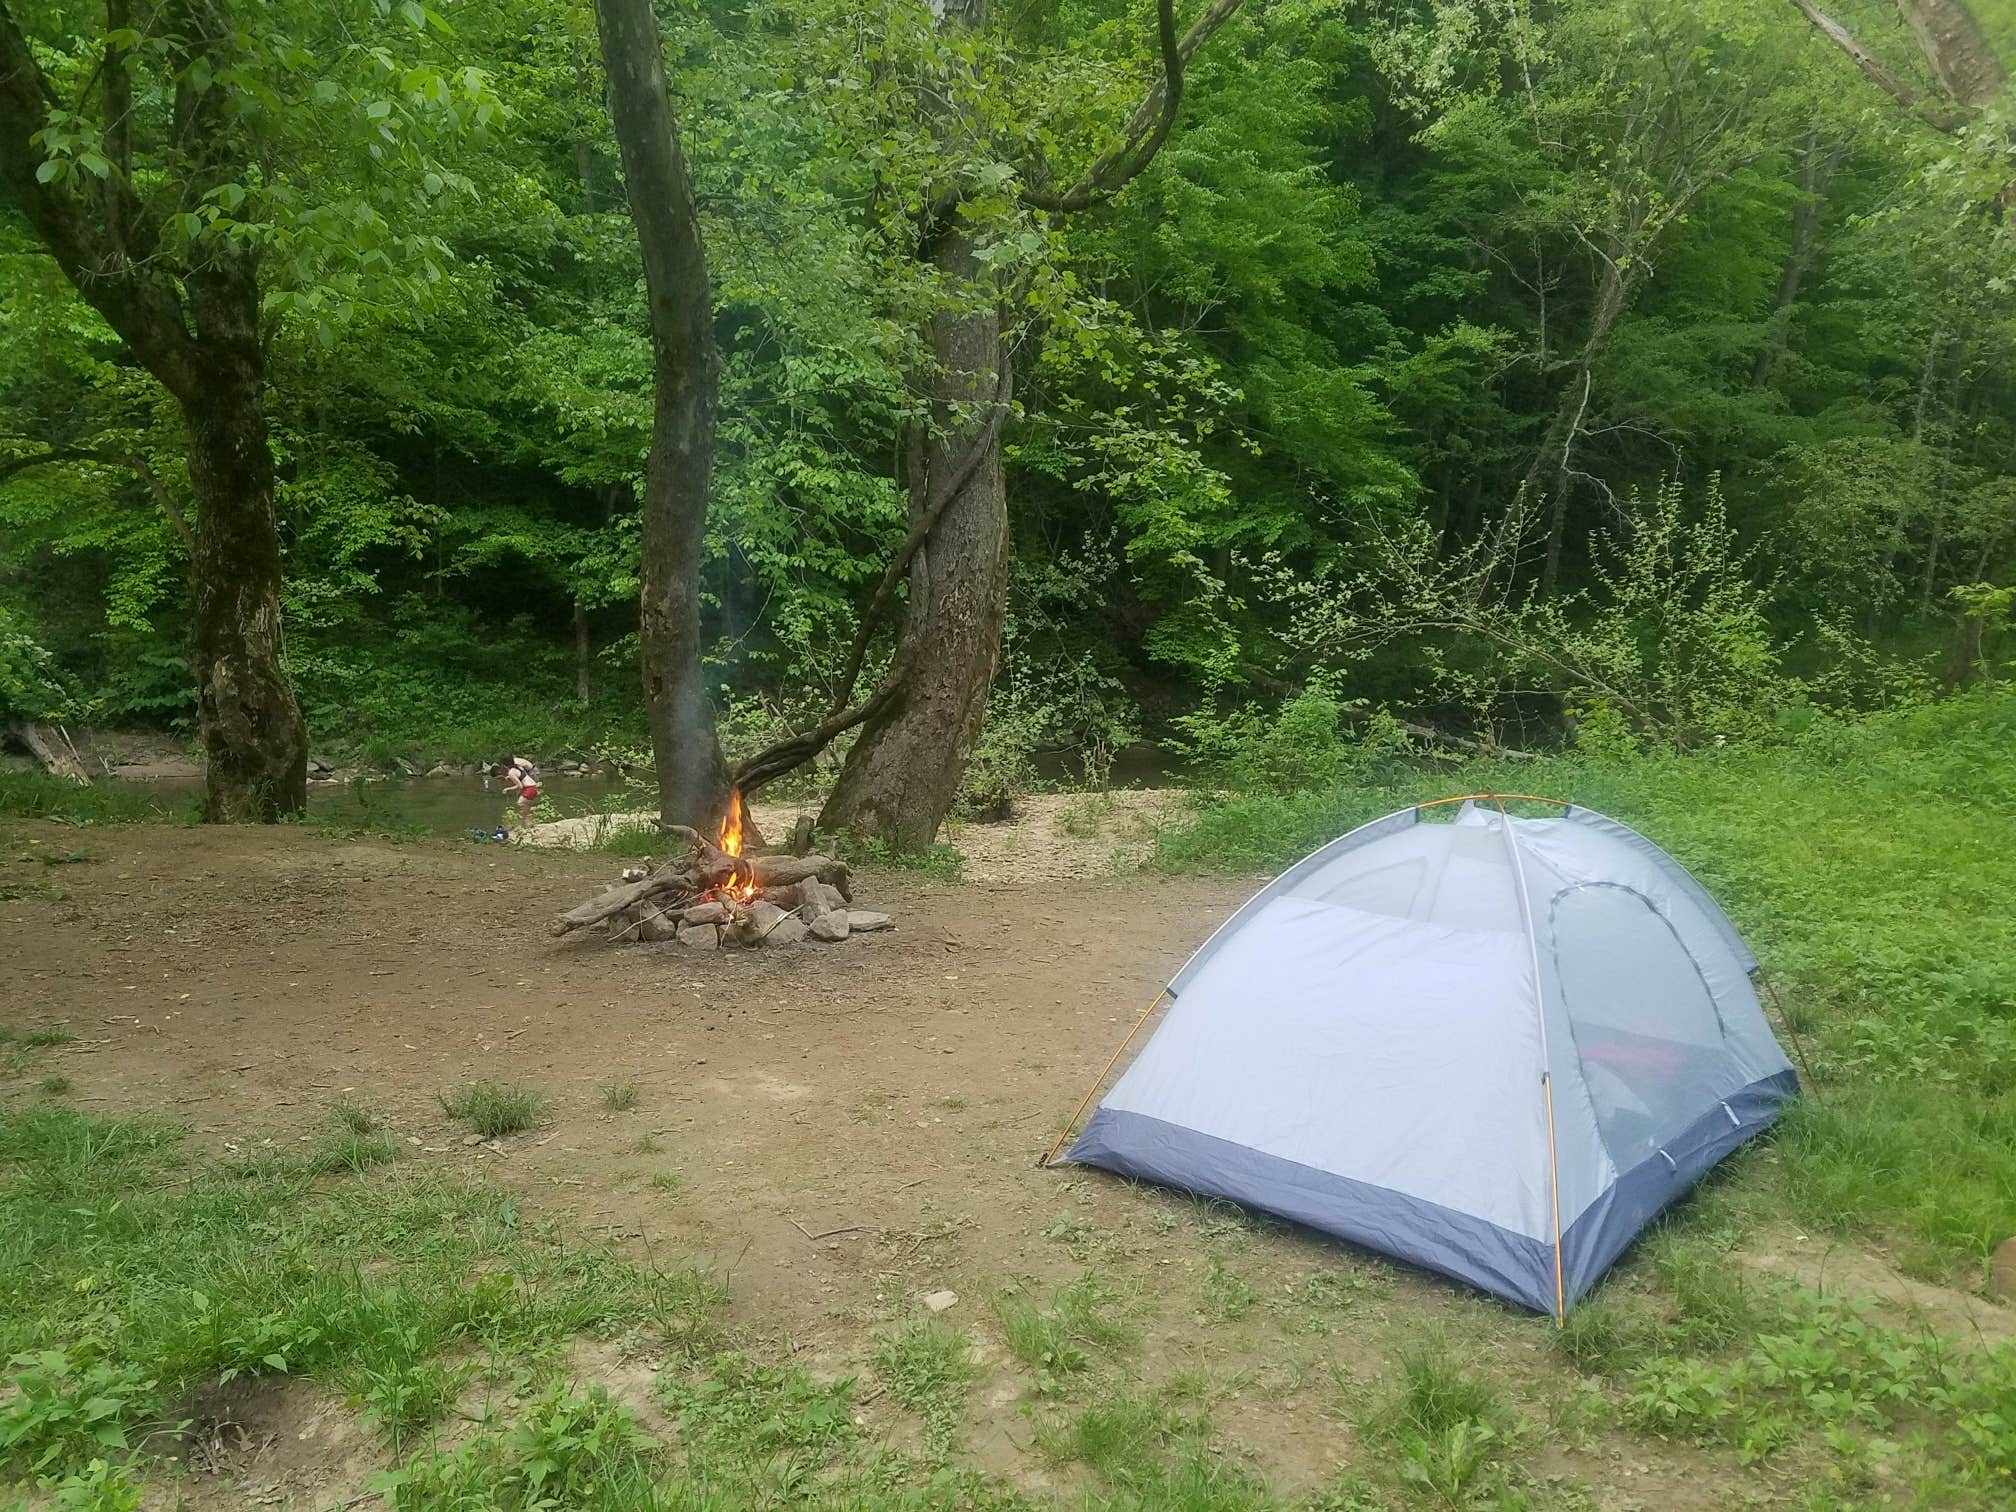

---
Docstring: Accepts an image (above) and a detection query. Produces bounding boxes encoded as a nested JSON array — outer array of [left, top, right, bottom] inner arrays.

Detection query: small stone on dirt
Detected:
[[922, 1289, 958, 1312], [461, 1134, 483, 1147], [846, 911, 892, 932], [809, 910, 851, 942]]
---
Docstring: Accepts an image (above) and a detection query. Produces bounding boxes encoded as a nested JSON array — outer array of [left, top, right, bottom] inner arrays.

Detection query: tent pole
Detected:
[[1040, 990, 1168, 1167], [1493, 797, 1568, 1326], [1755, 968, 1822, 1101]]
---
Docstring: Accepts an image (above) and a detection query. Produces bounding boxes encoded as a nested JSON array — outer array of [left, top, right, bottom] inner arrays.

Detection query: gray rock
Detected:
[[922, 1289, 958, 1313], [766, 914, 810, 946], [307, 753, 334, 773], [634, 907, 679, 943], [425, 763, 454, 779], [809, 910, 851, 942], [677, 924, 719, 948], [846, 911, 893, 932], [682, 900, 730, 926], [747, 900, 790, 935], [1992, 1235, 2016, 1302], [795, 880, 848, 922]]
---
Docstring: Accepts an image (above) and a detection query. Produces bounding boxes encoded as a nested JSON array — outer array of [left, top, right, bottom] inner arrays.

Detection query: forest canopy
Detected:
[[2, 0, 2012, 837]]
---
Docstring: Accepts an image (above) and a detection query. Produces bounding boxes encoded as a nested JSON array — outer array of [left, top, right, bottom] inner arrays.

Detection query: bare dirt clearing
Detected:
[[3, 821, 2003, 1509]]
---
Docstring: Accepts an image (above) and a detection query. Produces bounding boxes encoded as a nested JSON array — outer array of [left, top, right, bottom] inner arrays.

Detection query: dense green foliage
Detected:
[[2, 0, 2009, 775]]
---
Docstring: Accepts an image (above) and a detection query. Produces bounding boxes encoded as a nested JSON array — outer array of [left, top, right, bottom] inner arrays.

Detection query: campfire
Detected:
[[552, 792, 890, 948]]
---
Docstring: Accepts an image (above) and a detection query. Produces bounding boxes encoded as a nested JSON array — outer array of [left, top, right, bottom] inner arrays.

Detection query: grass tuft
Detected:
[[330, 1100, 377, 1135], [601, 1081, 639, 1112], [438, 1081, 543, 1138], [873, 1315, 976, 1462]]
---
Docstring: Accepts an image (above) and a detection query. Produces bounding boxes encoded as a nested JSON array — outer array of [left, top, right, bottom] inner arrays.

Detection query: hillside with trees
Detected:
[[2, 0, 2011, 840]]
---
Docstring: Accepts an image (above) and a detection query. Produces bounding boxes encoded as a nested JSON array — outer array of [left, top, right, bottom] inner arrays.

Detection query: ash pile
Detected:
[[552, 806, 890, 949]]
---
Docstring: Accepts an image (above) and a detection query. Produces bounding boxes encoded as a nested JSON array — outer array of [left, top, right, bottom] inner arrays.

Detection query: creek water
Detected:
[[102, 773, 652, 835], [95, 742, 1179, 836]]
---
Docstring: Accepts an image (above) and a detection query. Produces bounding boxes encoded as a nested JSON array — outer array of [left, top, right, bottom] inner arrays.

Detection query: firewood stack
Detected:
[[552, 822, 891, 948]]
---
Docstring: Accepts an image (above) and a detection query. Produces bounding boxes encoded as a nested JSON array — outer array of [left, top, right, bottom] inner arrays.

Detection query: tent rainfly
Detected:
[[1050, 796, 1800, 1319]]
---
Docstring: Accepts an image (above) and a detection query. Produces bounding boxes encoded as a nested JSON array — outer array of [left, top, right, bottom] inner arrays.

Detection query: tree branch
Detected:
[[726, 356, 1013, 797], [0, 445, 196, 555], [1783, 0, 1970, 131], [1020, 0, 1243, 215], [0, 4, 199, 397]]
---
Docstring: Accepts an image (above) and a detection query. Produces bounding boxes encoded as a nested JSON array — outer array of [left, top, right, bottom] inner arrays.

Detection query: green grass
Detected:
[[438, 1081, 543, 1138], [0, 1025, 74, 1048], [37, 1075, 70, 1095], [600, 1081, 639, 1112], [832, 831, 966, 879], [0, 1105, 722, 1497], [0, 773, 196, 825], [873, 1316, 977, 1462], [1151, 690, 2016, 1283], [995, 1272, 1137, 1393]]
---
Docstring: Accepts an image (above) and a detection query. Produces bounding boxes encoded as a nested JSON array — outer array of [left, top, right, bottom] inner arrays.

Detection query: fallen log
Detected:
[[7, 720, 89, 784], [553, 863, 701, 935], [656, 823, 853, 900]]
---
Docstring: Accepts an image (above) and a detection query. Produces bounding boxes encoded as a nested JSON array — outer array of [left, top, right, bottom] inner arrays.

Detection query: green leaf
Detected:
[[78, 151, 111, 179], [263, 1353, 289, 1372], [34, 158, 62, 184]]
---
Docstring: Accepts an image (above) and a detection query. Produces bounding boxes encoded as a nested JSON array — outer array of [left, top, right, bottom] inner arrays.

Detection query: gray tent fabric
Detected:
[[1064, 798, 1797, 1316]]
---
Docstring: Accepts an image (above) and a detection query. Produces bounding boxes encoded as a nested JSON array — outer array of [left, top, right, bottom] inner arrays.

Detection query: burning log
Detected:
[[554, 791, 865, 944]]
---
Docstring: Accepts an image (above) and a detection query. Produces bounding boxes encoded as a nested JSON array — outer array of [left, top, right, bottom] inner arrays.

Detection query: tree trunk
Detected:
[[1530, 256, 1631, 597], [7, 720, 89, 783], [0, 3, 307, 822], [593, 0, 730, 830], [574, 596, 592, 705], [1899, 0, 2007, 106], [183, 257, 309, 822], [818, 0, 1011, 851], [1754, 134, 1841, 388], [820, 231, 1011, 850]]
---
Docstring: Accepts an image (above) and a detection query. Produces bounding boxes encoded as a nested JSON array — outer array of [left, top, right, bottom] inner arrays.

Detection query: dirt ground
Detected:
[[3, 820, 1998, 1509]]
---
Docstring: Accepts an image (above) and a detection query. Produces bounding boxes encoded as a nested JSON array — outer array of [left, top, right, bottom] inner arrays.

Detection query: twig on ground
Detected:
[[791, 1220, 873, 1242]]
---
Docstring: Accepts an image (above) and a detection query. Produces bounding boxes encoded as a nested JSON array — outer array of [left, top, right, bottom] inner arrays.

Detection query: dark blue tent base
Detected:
[[1067, 1068, 1797, 1315]]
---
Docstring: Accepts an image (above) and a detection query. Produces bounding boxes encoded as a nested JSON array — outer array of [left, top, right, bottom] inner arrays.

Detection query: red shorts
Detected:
[[517, 783, 539, 802]]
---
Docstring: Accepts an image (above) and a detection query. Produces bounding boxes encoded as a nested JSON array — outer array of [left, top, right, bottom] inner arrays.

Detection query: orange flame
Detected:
[[717, 790, 746, 858], [715, 791, 757, 904]]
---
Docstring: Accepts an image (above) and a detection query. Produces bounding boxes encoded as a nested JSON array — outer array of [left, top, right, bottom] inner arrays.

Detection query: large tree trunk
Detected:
[[1900, 0, 2007, 106], [183, 258, 308, 822], [594, 0, 730, 830], [820, 233, 1012, 850], [818, 0, 1011, 851], [0, 2, 308, 822]]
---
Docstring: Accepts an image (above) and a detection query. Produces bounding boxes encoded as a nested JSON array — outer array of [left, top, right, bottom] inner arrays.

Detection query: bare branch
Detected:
[[1020, 0, 1243, 215]]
